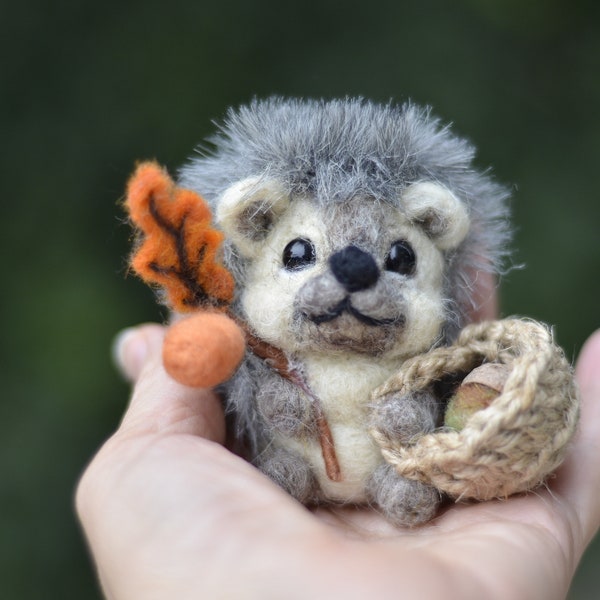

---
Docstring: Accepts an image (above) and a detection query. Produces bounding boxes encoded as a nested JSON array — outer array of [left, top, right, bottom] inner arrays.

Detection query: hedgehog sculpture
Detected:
[[127, 98, 535, 526]]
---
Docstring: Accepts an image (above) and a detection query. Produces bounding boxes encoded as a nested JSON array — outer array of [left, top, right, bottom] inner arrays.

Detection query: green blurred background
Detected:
[[1, 0, 599, 597]]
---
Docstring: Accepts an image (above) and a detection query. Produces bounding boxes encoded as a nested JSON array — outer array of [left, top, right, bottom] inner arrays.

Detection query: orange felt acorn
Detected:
[[125, 161, 245, 387]]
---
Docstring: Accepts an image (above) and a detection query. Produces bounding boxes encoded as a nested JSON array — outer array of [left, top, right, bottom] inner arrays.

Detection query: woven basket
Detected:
[[370, 318, 579, 501]]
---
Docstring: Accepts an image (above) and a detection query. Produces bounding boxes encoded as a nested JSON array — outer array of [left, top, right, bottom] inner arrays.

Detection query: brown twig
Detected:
[[243, 327, 342, 482]]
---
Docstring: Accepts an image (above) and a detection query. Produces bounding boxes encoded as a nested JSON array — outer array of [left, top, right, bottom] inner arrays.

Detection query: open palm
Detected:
[[77, 324, 600, 599]]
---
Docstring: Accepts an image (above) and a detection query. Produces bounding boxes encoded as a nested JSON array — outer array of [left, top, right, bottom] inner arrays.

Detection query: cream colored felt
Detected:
[[241, 197, 328, 350], [402, 181, 470, 250], [217, 177, 290, 258], [217, 183, 461, 497], [282, 353, 399, 501], [240, 195, 448, 360]]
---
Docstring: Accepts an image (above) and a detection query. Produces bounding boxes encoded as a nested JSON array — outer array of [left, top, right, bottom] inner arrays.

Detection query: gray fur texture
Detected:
[[367, 462, 441, 527], [369, 390, 442, 446], [176, 98, 511, 525], [180, 97, 511, 322]]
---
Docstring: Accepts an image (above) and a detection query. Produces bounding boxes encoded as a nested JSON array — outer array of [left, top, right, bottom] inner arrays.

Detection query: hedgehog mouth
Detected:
[[307, 297, 402, 327]]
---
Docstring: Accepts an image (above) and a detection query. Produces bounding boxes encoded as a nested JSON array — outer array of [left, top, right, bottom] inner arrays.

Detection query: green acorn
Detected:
[[445, 363, 510, 431]]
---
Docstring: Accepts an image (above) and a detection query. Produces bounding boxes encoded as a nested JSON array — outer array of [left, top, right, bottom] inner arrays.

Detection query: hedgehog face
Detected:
[[216, 178, 470, 359]]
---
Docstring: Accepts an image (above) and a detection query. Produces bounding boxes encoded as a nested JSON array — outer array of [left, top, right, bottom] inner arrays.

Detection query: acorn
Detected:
[[162, 312, 246, 388], [444, 362, 511, 431]]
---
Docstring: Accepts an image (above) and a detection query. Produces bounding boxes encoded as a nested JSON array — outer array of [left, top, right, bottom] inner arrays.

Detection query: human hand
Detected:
[[76, 298, 600, 600]]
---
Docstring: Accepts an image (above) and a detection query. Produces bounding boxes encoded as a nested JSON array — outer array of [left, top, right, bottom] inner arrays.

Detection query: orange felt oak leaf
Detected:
[[126, 161, 235, 312]]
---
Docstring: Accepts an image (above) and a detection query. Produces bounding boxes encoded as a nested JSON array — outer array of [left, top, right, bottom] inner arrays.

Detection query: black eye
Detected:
[[385, 240, 416, 276], [283, 238, 316, 271]]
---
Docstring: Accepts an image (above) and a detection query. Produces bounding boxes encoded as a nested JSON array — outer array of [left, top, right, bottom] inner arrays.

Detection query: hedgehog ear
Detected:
[[402, 181, 470, 250], [216, 177, 291, 258]]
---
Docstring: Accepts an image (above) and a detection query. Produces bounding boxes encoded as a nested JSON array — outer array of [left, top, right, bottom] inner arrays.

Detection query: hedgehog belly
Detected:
[[289, 354, 398, 502]]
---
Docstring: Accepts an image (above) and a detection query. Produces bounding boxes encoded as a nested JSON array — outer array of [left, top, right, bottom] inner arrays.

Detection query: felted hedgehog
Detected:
[[126, 98, 520, 526]]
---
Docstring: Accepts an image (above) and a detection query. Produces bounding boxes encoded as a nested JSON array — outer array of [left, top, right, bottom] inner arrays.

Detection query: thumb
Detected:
[[113, 324, 226, 443], [554, 329, 600, 548], [572, 330, 600, 538]]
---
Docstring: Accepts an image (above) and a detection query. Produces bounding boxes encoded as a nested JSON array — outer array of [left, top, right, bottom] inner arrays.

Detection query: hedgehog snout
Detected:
[[329, 246, 379, 293]]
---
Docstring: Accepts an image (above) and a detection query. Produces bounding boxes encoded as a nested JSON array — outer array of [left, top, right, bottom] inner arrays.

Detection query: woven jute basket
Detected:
[[370, 318, 580, 501]]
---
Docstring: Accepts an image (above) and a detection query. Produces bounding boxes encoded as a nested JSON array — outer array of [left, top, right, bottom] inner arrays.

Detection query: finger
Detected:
[[115, 324, 226, 443], [575, 329, 600, 393], [466, 268, 498, 322], [554, 329, 600, 545], [113, 323, 166, 382]]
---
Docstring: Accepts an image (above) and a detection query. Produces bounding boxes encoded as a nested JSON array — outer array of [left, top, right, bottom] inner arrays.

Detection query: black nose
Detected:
[[329, 245, 380, 292]]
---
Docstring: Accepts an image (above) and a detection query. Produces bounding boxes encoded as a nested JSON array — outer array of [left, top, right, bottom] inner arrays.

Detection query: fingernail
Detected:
[[112, 327, 149, 382]]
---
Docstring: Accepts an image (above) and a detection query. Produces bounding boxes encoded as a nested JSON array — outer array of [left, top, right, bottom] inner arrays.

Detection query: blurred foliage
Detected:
[[1, 0, 599, 597]]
